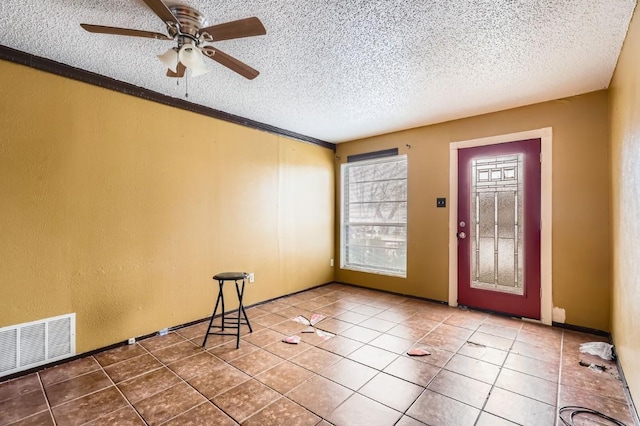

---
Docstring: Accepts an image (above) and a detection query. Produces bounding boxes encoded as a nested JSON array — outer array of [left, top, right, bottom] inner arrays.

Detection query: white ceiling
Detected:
[[1, 1, 636, 143]]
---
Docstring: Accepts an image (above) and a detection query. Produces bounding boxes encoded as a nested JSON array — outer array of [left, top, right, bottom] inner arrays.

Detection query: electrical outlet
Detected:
[[248, 273, 255, 283], [330, 259, 334, 267], [128, 337, 135, 345]]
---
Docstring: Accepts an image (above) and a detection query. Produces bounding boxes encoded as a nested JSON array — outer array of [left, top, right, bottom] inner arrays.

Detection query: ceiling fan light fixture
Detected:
[[178, 43, 210, 77], [157, 48, 178, 72], [188, 63, 210, 77]]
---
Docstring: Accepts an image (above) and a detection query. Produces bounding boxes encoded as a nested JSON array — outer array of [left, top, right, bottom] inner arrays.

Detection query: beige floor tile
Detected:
[[51, 387, 127, 426], [255, 361, 314, 394], [326, 393, 402, 426], [319, 358, 377, 390], [161, 402, 236, 426], [427, 370, 491, 409], [243, 397, 320, 426], [117, 366, 181, 403], [289, 347, 342, 373], [484, 387, 555, 426], [0, 389, 48, 425], [0, 374, 41, 403], [407, 390, 479, 426], [359, 372, 423, 412], [187, 364, 251, 399], [211, 379, 280, 423], [40, 357, 102, 386], [347, 344, 398, 370], [44, 370, 112, 407], [133, 382, 205, 425], [287, 375, 353, 418]]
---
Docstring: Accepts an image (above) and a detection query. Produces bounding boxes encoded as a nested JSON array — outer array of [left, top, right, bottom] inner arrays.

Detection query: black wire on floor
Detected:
[[559, 406, 627, 426]]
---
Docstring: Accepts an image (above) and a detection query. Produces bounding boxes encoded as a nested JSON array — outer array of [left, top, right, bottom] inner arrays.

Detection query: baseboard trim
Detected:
[[333, 281, 449, 306], [552, 321, 610, 338], [616, 357, 640, 426], [0, 340, 124, 382]]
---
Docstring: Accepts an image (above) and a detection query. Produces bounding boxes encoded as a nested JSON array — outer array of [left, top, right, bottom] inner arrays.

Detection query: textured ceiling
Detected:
[[0, 1, 636, 143]]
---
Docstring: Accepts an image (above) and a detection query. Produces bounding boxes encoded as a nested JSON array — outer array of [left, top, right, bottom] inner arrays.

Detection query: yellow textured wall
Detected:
[[0, 60, 334, 353], [336, 91, 611, 331], [609, 6, 640, 410]]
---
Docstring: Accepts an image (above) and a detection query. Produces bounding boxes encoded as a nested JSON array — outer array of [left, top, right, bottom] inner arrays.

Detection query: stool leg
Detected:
[[238, 283, 252, 334], [233, 280, 242, 348], [234, 279, 252, 348], [220, 280, 226, 331], [202, 280, 224, 348]]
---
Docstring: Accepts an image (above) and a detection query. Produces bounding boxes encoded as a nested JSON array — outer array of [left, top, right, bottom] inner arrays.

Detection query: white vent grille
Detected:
[[0, 313, 75, 377]]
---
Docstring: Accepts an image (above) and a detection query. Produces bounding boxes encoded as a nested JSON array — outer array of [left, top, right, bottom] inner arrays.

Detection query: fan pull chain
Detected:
[[185, 72, 189, 98]]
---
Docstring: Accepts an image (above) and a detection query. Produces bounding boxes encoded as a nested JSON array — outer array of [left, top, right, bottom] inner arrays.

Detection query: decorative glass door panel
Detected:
[[457, 139, 541, 320], [471, 155, 523, 295]]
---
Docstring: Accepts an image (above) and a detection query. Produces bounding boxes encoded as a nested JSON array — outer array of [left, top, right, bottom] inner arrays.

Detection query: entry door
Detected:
[[457, 139, 541, 319]]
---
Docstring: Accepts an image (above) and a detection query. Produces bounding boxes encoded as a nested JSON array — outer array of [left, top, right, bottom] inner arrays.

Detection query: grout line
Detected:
[[84, 354, 148, 426], [32, 354, 143, 426], [167, 328, 303, 424], [555, 330, 564, 426], [101, 356, 168, 385], [156, 402, 219, 426], [232, 359, 323, 423], [37, 360, 123, 423], [141, 343, 223, 425], [186, 377, 243, 425], [39, 363, 103, 388], [404, 312, 492, 424], [393, 312, 461, 425], [36, 372, 57, 426], [472, 315, 521, 425]]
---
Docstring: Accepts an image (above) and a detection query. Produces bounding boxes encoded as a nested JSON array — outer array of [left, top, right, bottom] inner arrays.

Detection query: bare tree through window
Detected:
[[342, 155, 407, 276]]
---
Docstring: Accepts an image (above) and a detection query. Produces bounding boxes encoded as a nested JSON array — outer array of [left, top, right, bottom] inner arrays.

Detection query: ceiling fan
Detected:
[[80, 0, 266, 80]]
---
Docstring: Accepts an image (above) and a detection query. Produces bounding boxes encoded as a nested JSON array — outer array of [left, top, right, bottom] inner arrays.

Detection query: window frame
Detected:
[[340, 154, 408, 278]]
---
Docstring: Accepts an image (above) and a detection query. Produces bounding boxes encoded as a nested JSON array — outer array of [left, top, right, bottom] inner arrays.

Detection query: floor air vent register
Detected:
[[0, 313, 75, 377]]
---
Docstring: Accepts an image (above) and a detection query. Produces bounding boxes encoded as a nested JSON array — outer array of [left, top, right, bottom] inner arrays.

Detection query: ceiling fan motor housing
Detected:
[[167, 5, 207, 43]]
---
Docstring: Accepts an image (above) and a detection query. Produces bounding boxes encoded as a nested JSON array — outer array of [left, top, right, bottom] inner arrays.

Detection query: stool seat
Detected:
[[213, 272, 249, 281], [202, 272, 252, 349]]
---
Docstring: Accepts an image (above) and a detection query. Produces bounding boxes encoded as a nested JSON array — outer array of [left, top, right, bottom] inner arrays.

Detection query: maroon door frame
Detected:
[[457, 139, 541, 319]]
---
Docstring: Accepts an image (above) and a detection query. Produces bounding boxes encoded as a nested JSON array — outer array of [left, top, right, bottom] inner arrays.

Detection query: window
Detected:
[[341, 154, 407, 277]]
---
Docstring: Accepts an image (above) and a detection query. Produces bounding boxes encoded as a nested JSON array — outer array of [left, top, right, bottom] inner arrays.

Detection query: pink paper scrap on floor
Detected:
[[315, 329, 334, 340], [282, 335, 301, 344], [292, 314, 327, 326], [309, 313, 326, 326], [288, 313, 334, 342]]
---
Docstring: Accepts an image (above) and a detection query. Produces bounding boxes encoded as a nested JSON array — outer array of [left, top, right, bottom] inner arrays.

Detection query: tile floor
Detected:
[[0, 283, 637, 426]]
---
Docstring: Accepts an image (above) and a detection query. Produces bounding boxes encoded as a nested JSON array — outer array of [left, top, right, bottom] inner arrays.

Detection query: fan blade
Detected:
[[80, 23, 172, 40], [166, 62, 186, 78], [201, 47, 259, 79], [142, 0, 179, 24], [199, 17, 266, 42]]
